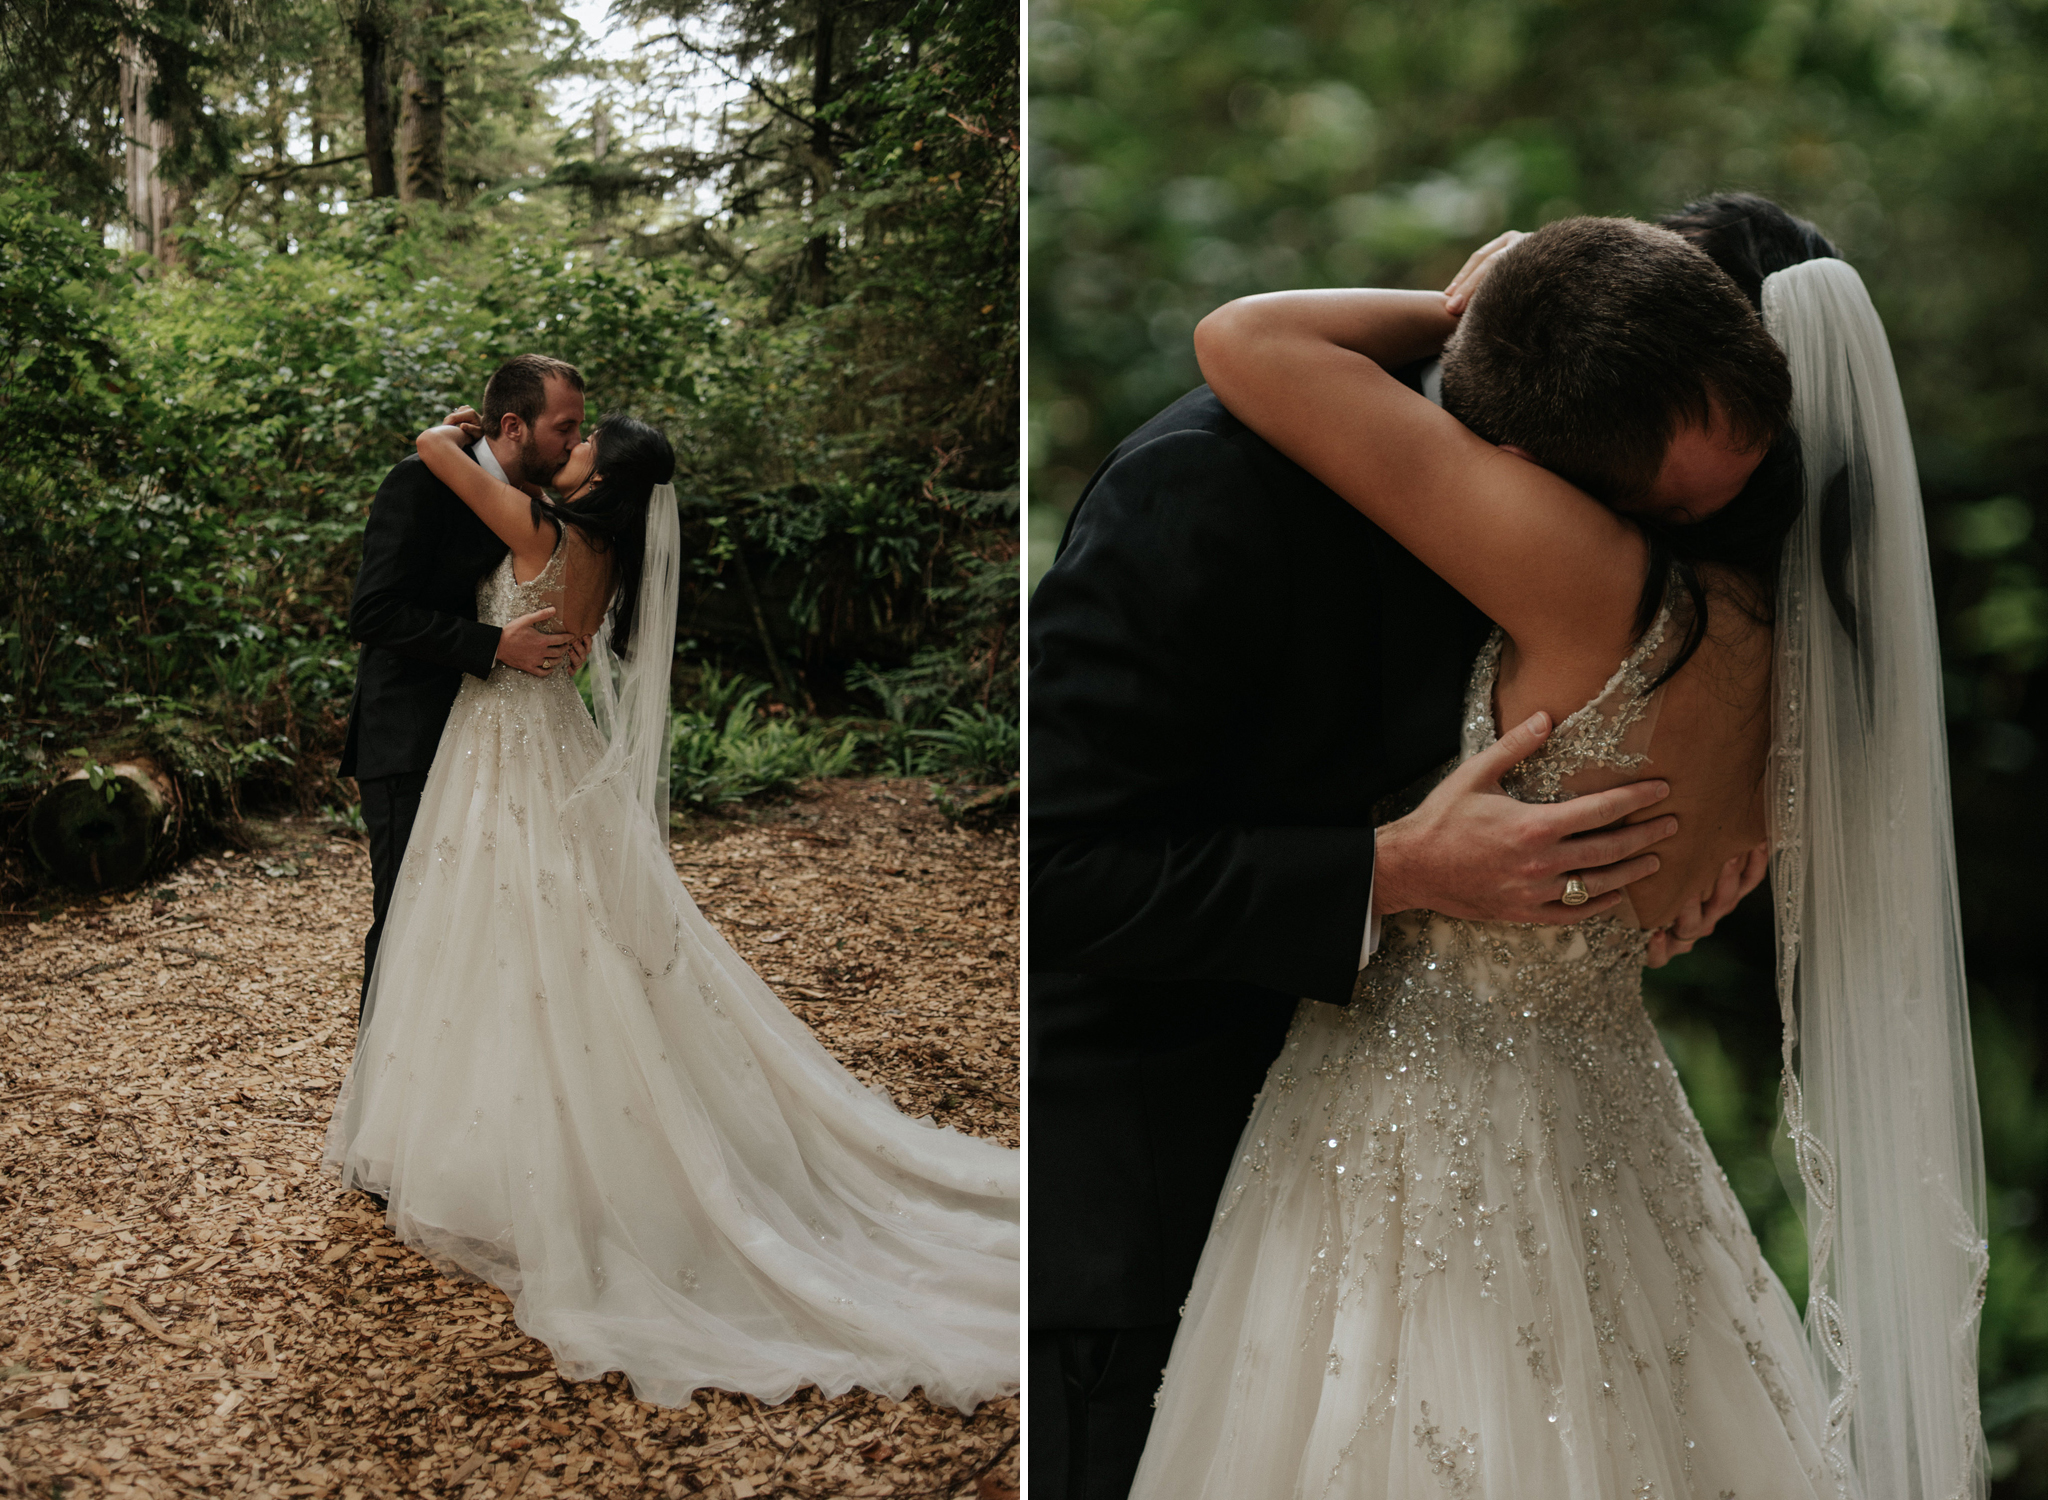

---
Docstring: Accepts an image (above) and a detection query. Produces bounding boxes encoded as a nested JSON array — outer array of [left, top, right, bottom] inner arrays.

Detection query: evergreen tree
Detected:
[[0, 0, 241, 230], [342, 0, 401, 198]]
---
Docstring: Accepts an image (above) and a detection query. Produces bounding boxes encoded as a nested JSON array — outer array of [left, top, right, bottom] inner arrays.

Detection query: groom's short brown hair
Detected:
[[1439, 217, 1790, 506], [482, 354, 585, 437]]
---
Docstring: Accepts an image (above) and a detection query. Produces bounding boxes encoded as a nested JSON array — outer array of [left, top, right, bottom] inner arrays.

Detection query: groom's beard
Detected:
[[516, 433, 548, 489]]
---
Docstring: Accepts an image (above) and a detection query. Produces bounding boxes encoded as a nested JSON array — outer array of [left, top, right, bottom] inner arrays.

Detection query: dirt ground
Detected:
[[0, 779, 1019, 1499]]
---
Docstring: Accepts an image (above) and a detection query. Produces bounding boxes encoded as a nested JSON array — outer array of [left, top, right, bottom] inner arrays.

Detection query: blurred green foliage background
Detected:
[[1030, 0, 2048, 1487]]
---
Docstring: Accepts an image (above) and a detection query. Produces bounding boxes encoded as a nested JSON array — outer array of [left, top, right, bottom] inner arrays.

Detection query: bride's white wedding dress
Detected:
[[323, 539, 1018, 1412], [1130, 606, 1833, 1499]]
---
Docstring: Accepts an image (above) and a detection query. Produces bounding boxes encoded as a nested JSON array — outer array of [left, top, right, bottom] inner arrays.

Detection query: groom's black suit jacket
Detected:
[[339, 451, 509, 782], [1029, 381, 1491, 1330]]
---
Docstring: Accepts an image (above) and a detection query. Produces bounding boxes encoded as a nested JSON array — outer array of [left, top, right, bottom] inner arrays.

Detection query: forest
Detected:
[[1030, 0, 2048, 1489], [0, 5, 1021, 1490], [0, 0, 1019, 897]]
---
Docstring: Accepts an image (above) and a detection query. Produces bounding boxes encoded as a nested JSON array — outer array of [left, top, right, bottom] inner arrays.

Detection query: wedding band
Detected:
[[1561, 875, 1591, 906]]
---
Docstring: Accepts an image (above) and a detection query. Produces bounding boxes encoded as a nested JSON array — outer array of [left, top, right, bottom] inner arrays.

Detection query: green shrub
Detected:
[[669, 671, 861, 809], [1, 173, 1016, 866], [912, 704, 1020, 781]]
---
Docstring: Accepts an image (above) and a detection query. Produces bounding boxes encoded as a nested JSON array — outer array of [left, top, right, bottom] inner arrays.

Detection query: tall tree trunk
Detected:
[[398, 61, 446, 203], [354, 16, 398, 199], [397, 1, 447, 206], [117, 35, 179, 266], [802, 5, 836, 307]]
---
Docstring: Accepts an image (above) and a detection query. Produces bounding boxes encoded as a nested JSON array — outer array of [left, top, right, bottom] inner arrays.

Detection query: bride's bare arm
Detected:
[[416, 424, 557, 576], [1191, 287, 1651, 681]]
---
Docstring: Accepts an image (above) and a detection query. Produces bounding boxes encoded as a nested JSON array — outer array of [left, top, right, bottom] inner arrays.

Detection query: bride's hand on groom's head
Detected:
[[441, 404, 486, 441], [1643, 843, 1769, 969], [1372, 710, 1679, 928], [1443, 230, 1527, 316]]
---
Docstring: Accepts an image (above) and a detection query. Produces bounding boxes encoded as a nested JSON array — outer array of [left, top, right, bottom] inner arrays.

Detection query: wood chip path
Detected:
[[0, 779, 1019, 1499]]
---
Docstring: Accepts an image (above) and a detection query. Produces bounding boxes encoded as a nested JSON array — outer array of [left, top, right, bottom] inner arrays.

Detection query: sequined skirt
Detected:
[[1130, 911, 1833, 1500]]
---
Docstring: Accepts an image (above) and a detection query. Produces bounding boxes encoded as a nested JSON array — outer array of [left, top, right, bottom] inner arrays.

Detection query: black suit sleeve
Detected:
[[1028, 428, 1375, 1005], [349, 460, 502, 681]]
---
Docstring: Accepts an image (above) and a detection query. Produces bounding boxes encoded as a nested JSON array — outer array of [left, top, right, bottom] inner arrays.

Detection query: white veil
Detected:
[[562, 480, 684, 976], [1763, 259, 1988, 1500]]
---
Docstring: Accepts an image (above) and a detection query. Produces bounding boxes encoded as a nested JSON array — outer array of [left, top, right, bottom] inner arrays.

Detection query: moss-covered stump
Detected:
[[26, 756, 181, 890], [136, 717, 241, 844]]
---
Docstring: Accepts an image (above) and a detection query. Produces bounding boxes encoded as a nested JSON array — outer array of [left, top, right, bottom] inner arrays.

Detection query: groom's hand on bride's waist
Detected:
[[495, 607, 586, 677], [1370, 711, 1678, 928]]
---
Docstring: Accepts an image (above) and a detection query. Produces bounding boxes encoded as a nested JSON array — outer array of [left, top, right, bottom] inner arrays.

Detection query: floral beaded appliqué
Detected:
[[1464, 595, 1675, 805]]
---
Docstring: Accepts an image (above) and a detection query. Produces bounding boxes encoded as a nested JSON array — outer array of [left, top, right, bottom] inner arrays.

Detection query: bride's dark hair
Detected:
[[529, 413, 676, 655], [1635, 193, 1843, 683], [1661, 192, 1840, 311]]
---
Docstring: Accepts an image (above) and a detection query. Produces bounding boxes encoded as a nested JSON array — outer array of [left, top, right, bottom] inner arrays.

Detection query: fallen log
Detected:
[[26, 757, 182, 891]]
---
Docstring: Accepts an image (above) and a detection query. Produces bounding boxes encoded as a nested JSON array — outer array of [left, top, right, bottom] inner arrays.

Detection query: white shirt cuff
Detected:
[[1359, 869, 1381, 969]]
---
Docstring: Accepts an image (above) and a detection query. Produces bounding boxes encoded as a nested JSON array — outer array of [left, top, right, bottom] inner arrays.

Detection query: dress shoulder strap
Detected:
[[1461, 570, 1694, 806], [534, 522, 570, 586]]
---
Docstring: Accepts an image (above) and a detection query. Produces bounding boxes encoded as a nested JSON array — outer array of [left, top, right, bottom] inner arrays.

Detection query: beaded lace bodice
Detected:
[[478, 532, 569, 629], [1150, 595, 1823, 1498], [1463, 600, 1678, 807], [464, 532, 585, 714]]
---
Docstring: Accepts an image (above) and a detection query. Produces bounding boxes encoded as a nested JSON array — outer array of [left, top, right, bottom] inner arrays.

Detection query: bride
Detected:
[[321, 408, 1017, 1412], [1130, 217, 1986, 1497]]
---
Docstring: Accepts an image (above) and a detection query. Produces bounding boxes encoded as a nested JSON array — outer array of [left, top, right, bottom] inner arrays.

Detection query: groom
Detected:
[[340, 353, 589, 1019], [1029, 217, 1782, 1500]]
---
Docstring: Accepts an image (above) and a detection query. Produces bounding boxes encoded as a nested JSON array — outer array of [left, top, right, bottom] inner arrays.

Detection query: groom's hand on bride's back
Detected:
[[1371, 711, 1678, 927], [495, 607, 581, 678]]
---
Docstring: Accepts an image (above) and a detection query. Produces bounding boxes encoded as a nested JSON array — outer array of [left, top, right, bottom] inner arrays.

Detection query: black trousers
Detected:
[[357, 768, 431, 1022], [1029, 1323, 1178, 1500]]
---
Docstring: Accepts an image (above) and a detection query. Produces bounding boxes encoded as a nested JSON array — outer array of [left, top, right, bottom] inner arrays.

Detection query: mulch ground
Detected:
[[0, 779, 1019, 1500]]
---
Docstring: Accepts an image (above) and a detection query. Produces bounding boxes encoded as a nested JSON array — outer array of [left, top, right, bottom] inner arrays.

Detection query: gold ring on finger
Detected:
[[1561, 874, 1590, 907]]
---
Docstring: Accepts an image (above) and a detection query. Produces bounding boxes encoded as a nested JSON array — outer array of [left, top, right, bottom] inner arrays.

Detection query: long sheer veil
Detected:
[[1763, 259, 1988, 1500], [563, 481, 684, 976]]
